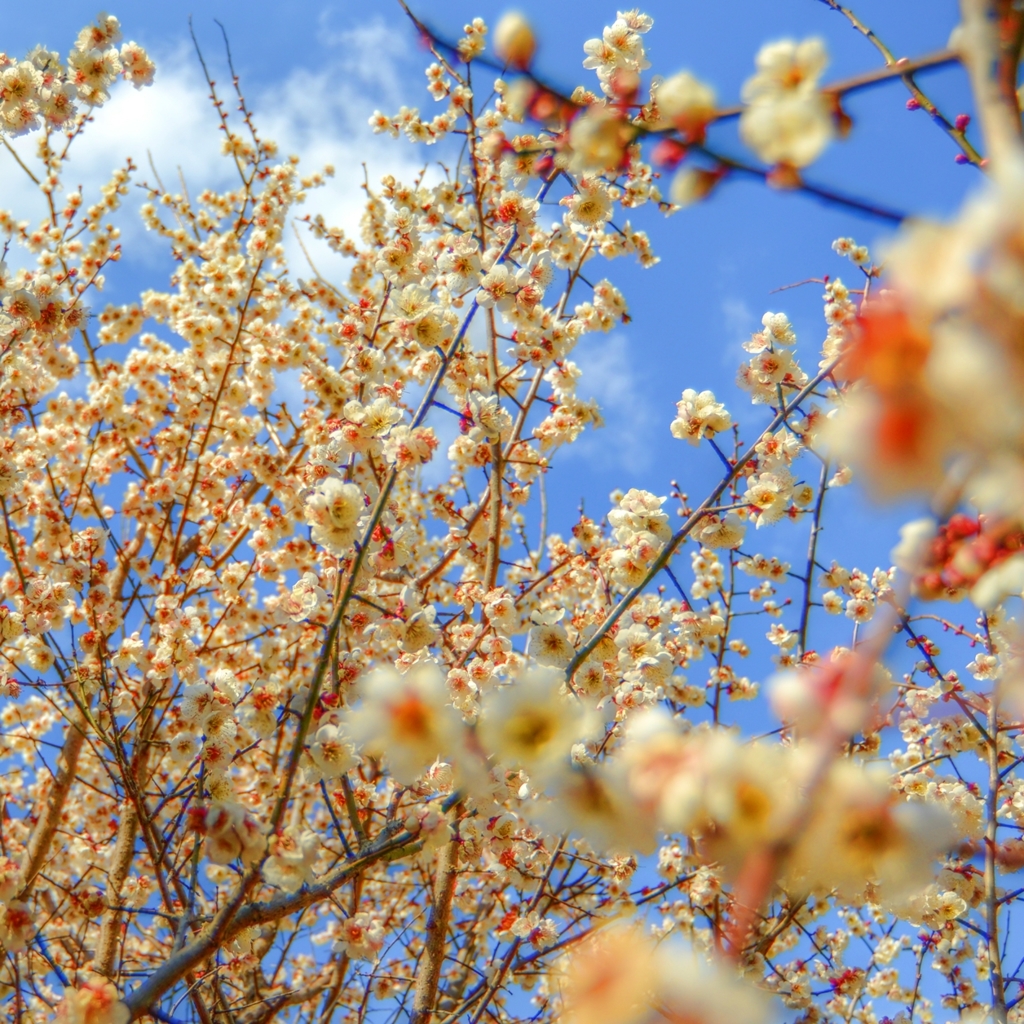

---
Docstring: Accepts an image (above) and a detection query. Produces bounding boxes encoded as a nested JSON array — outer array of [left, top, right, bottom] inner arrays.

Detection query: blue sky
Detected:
[[2, 0, 977, 589]]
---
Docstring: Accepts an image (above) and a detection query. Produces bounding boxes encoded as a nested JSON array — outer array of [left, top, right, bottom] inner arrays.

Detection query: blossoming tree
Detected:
[[1, 2, 1024, 1023]]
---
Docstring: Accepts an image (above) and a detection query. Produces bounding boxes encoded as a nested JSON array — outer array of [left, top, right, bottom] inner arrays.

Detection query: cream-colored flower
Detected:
[[739, 38, 833, 167], [332, 912, 385, 961], [305, 477, 364, 554], [527, 609, 575, 668], [54, 977, 130, 1024], [283, 571, 328, 622], [342, 662, 463, 785], [788, 760, 955, 900], [264, 828, 320, 893], [478, 666, 597, 779], [0, 900, 33, 952], [494, 11, 536, 69], [608, 488, 671, 543], [535, 759, 654, 854], [742, 37, 829, 103], [670, 388, 732, 445], [740, 91, 833, 167], [198, 802, 267, 867], [567, 108, 633, 173], [565, 177, 614, 229], [655, 70, 716, 136], [561, 925, 769, 1024], [308, 722, 358, 780], [744, 470, 794, 526], [669, 166, 722, 207]]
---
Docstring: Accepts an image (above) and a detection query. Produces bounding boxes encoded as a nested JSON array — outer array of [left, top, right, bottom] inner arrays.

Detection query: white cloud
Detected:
[[1, 19, 426, 283], [563, 332, 657, 473], [254, 20, 427, 284], [2, 44, 227, 269], [315, 12, 414, 109], [720, 296, 755, 367]]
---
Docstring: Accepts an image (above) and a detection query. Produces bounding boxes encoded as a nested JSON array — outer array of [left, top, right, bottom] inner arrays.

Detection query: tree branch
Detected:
[[959, 0, 1024, 174], [564, 357, 844, 682], [124, 823, 419, 1020], [15, 707, 86, 901], [410, 822, 461, 1024]]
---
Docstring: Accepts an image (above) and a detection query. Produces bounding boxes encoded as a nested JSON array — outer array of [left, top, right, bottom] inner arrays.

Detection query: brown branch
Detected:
[[1, 138, 42, 185], [400, 2, 929, 221], [994, 0, 1024, 138], [797, 459, 830, 658], [695, 143, 906, 222], [15, 708, 86, 901], [124, 823, 419, 1019], [95, 698, 156, 978], [811, 5, 983, 165], [485, 310, 502, 592], [985, 668, 1009, 1023], [240, 983, 331, 1024], [716, 49, 961, 121], [960, 0, 1024, 172], [410, 821, 461, 1024]]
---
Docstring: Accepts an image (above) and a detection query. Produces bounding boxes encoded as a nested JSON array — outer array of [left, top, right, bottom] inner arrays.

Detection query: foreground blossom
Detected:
[[739, 37, 833, 168], [478, 666, 599, 781], [560, 926, 769, 1024], [342, 662, 463, 784], [54, 978, 129, 1024]]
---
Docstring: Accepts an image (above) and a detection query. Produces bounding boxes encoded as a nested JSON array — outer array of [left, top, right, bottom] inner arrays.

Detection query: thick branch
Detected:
[[410, 827, 460, 1024], [124, 824, 417, 1019], [94, 800, 140, 977], [96, 717, 155, 978], [960, 0, 1024, 174], [16, 708, 86, 901], [994, 0, 1024, 140]]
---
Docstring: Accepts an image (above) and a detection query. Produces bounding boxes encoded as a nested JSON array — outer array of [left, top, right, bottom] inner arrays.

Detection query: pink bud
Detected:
[[651, 137, 688, 170], [905, 98, 921, 111], [954, 113, 971, 131]]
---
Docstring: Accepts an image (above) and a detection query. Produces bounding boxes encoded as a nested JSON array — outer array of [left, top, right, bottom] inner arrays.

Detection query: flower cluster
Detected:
[[0, 14, 152, 136]]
